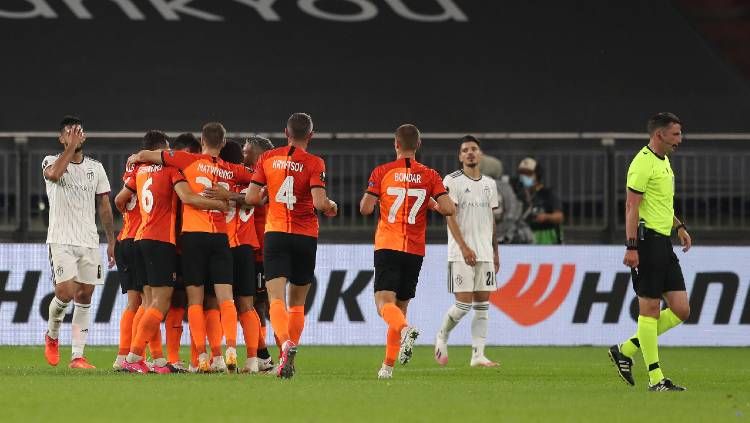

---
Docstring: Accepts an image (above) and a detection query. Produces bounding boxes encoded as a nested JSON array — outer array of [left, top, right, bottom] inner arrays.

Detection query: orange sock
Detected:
[[268, 299, 290, 344], [187, 304, 207, 353], [288, 305, 305, 345], [165, 307, 184, 363], [131, 308, 164, 357], [219, 300, 238, 349], [384, 327, 401, 367], [205, 309, 223, 357], [148, 323, 164, 360], [131, 306, 145, 345], [118, 309, 136, 355], [239, 310, 260, 358], [189, 333, 199, 367], [258, 325, 267, 350], [380, 303, 407, 333]]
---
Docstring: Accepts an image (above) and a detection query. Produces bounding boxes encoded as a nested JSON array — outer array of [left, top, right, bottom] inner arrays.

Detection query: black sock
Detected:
[[258, 348, 270, 360]]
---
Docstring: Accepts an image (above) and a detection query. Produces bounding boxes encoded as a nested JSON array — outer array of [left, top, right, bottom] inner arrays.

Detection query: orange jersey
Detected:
[[227, 179, 259, 249], [367, 158, 447, 256], [128, 164, 185, 244], [161, 150, 253, 234], [251, 146, 326, 238], [118, 165, 141, 241]]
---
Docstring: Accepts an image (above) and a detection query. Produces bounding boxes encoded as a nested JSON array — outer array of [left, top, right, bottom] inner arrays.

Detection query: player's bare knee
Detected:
[[472, 291, 490, 303], [637, 297, 661, 318]]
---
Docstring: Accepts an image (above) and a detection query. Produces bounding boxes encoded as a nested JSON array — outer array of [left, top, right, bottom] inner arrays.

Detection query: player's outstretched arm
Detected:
[[44, 125, 85, 182], [359, 192, 377, 216], [127, 150, 163, 167], [97, 194, 116, 268], [312, 187, 337, 217], [174, 182, 228, 212], [113, 187, 133, 213], [435, 194, 456, 216]]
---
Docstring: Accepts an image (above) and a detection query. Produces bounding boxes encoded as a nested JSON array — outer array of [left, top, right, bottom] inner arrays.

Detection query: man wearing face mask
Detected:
[[517, 158, 564, 244]]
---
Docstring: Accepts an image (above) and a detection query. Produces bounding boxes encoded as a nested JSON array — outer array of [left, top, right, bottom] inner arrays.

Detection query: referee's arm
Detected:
[[623, 189, 643, 268]]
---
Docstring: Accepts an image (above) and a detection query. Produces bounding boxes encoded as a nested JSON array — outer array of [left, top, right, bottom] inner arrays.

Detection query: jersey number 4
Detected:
[[274, 176, 297, 210], [386, 187, 426, 224]]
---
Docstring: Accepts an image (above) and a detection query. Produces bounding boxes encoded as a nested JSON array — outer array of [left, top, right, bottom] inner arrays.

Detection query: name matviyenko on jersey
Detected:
[[490, 264, 576, 326]]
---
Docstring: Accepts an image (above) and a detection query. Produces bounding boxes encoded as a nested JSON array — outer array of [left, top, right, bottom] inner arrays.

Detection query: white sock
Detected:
[[71, 302, 91, 359], [126, 352, 143, 363], [471, 301, 490, 357], [438, 301, 471, 340], [47, 297, 69, 340]]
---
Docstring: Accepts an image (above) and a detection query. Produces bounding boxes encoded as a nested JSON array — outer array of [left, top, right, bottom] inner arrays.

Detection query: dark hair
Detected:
[[202, 122, 226, 148], [246, 135, 274, 152], [142, 130, 169, 151], [287, 113, 313, 139], [172, 132, 201, 153], [219, 140, 243, 164], [647, 112, 682, 135], [59, 115, 82, 132], [459, 134, 481, 150], [396, 124, 420, 151]]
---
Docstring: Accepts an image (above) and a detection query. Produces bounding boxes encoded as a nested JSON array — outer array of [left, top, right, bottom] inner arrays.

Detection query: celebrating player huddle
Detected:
[[42, 114, 508, 380]]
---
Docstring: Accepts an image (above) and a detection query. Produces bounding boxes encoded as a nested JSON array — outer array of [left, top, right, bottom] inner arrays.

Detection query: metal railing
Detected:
[[1, 132, 749, 243]]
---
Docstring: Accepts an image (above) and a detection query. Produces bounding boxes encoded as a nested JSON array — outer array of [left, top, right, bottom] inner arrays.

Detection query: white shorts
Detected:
[[447, 261, 496, 293], [48, 244, 104, 285]]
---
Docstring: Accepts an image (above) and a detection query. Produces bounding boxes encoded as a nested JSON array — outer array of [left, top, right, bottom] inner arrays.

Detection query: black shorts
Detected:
[[180, 232, 233, 286], [114, 238, 140, 293], [374, 249, 424, 301], [232, 245, 256, 297], [255, 261, 267, 296], [136, 239, 177, 288], [263, 232, 317, 286], [631, 229, 686, 299], [174, 254, 185, 291]]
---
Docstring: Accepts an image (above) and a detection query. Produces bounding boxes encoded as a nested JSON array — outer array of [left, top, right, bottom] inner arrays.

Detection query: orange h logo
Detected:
[[489, 264, 575, 326]]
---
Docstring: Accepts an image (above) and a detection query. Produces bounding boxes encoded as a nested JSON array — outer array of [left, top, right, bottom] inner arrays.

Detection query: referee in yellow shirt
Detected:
[[608, 112, 692, 391]]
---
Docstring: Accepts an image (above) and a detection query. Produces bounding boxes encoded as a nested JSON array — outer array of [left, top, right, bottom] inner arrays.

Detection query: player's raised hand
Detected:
[[324, 200, 337, 217], [71, 124, 86, 147], [126, 153, 140, 167]]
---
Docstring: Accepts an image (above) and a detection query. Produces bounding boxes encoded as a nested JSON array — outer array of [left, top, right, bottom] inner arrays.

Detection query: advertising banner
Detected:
[[0, 244, 748, 346]]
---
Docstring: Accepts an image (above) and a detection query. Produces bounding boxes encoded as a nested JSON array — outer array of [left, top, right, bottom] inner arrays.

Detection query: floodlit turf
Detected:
[[0, 346, 747, 422]]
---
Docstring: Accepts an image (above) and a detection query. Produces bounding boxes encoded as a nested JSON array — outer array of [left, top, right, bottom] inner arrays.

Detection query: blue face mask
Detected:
[[520, 174, 535, 188]]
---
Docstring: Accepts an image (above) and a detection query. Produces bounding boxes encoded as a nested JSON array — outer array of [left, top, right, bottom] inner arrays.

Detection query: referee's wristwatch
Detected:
[[675, 223, 687, 233], [626, 238, 637, 251]]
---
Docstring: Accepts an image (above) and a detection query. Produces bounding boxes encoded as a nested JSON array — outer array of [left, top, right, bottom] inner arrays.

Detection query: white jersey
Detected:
[[444, 170, 498, 262], [43, 155, 110, 248]]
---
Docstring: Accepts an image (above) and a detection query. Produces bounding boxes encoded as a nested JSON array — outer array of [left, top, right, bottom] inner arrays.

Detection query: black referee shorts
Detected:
[[232, 245, 256, 297], [631, 229, 686, 299], [263, 232, 317, 286], [374, 249, 424, 301], [180, 232, 233, 286], [114, 238, 141, 294]]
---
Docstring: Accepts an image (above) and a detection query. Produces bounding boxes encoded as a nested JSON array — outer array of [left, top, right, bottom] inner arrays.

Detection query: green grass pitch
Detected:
[[0, 346, 747, 422]]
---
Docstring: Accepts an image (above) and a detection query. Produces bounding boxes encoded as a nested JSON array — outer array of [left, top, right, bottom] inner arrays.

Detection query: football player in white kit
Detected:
[[42, 116, 116, 369], [435, 135, 500, 367]]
